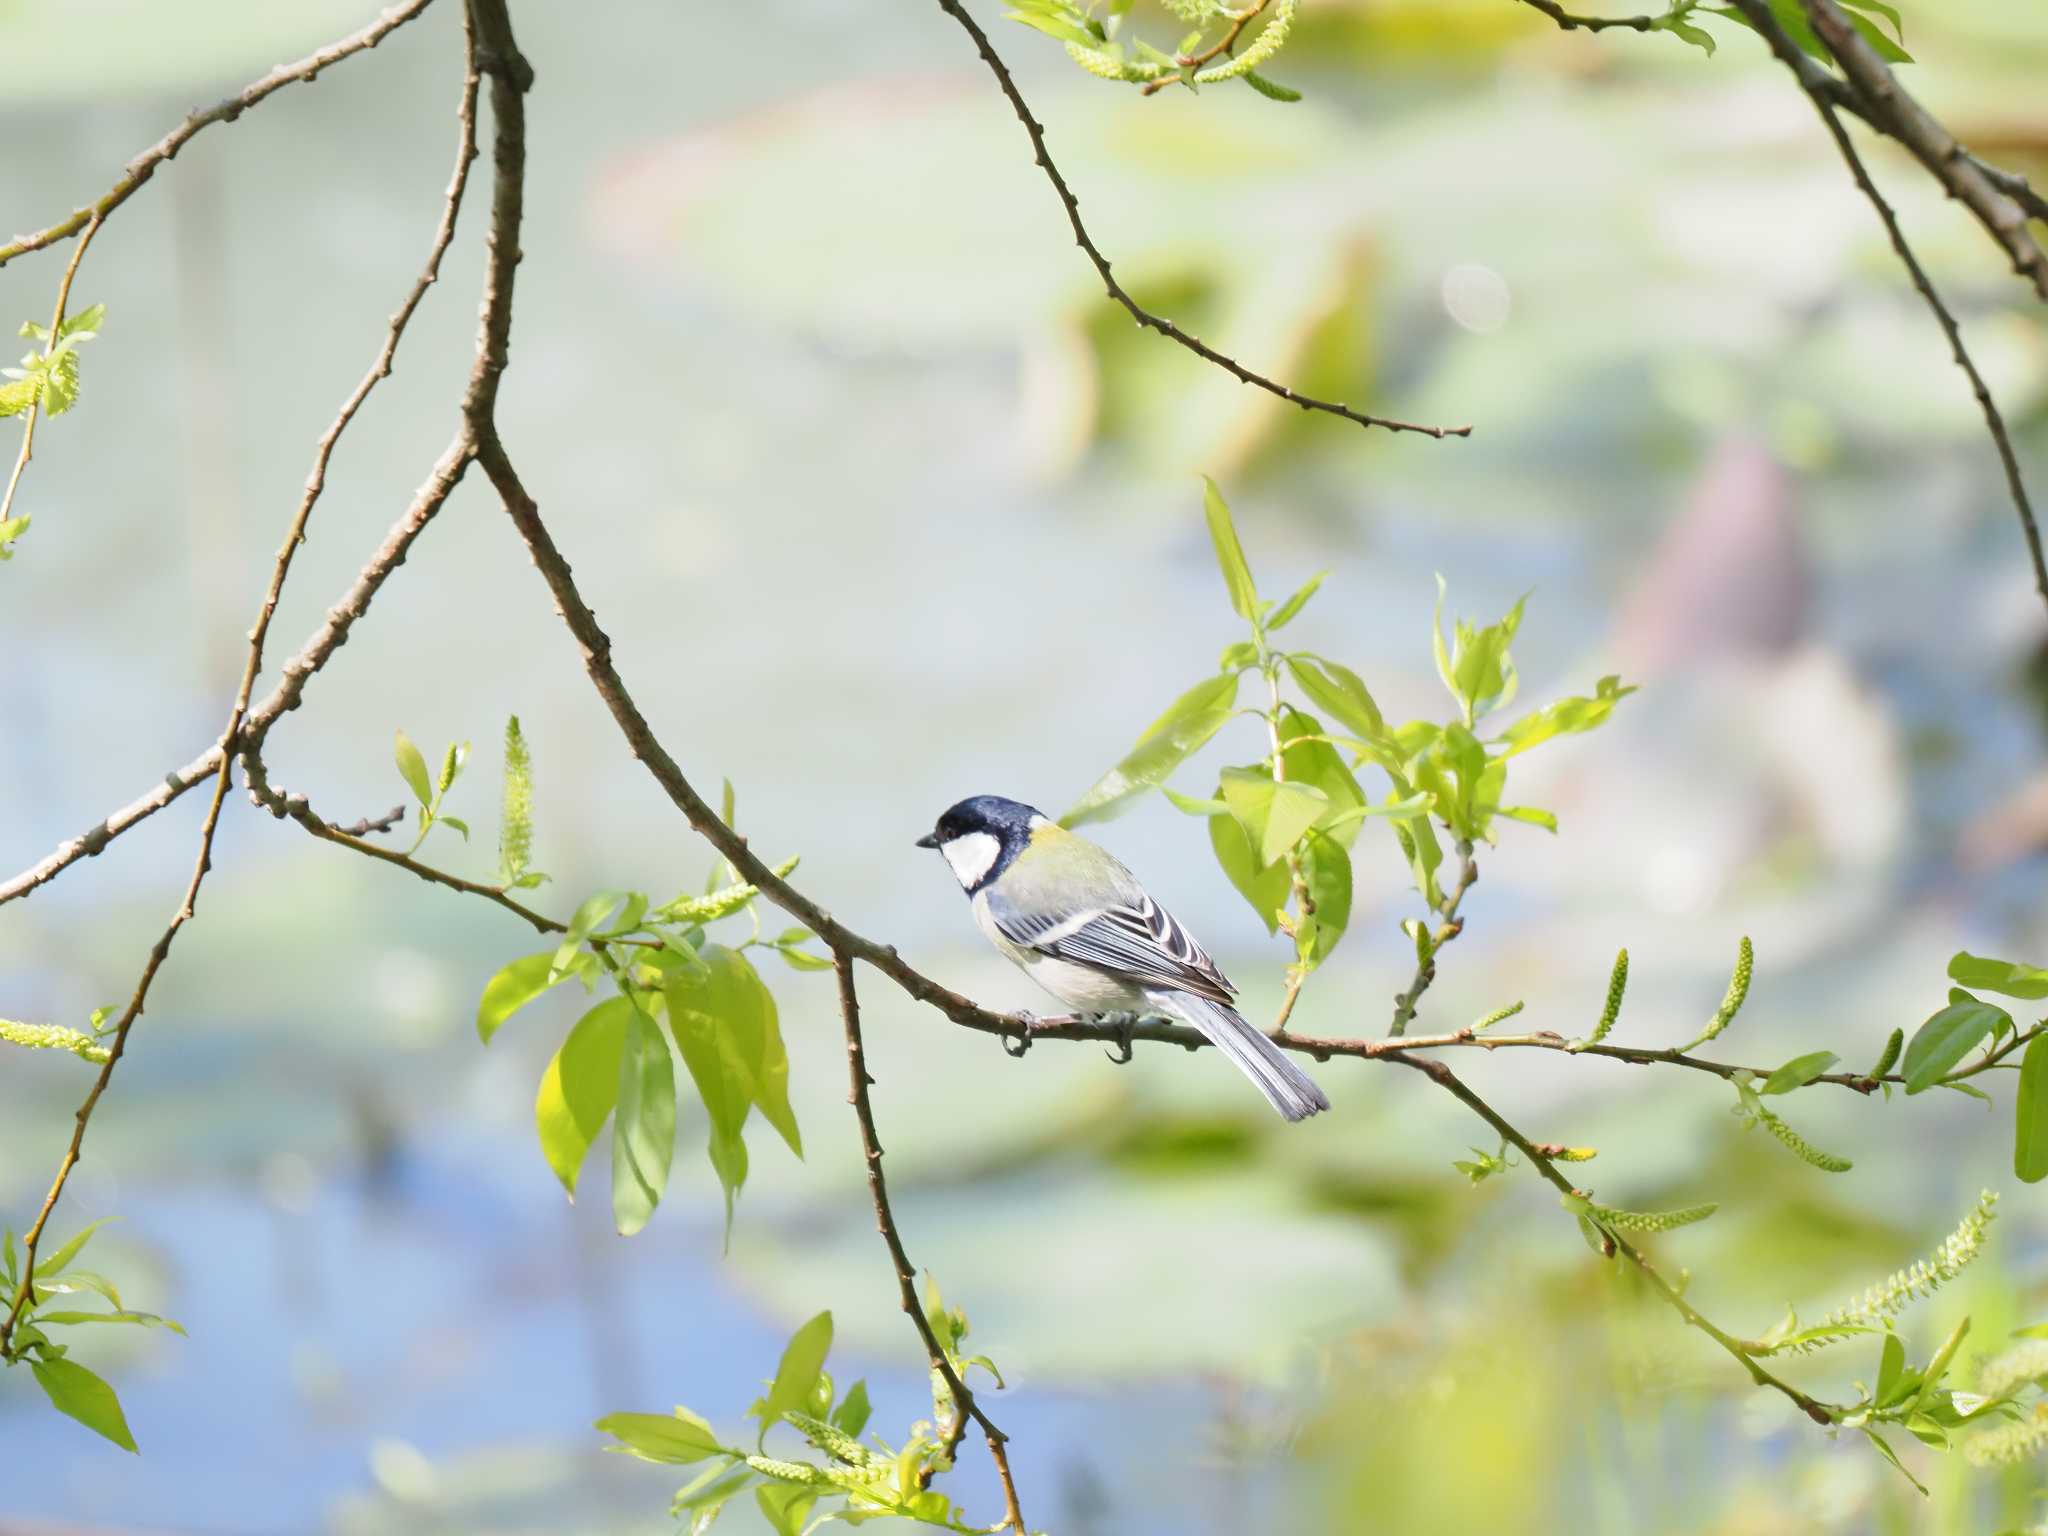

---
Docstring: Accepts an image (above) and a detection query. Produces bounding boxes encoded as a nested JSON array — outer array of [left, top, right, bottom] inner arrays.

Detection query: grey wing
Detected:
[[987, 885, 1236, 1006]]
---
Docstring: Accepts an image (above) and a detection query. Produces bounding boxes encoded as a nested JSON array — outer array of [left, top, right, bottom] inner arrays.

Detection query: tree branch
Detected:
[[1726, 0, 2048, 615], [832, 954, 1027, 1532], [0, 0, 438, 270], [1796, 0, 2048, 303], [1, 0, 484, 1359], [926, 0, 1470, 440], [1388, 1053, 1836, 1424]]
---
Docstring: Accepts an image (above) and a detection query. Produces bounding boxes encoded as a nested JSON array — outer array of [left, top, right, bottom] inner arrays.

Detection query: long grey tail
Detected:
[[1160, 993, 1330, 1123]]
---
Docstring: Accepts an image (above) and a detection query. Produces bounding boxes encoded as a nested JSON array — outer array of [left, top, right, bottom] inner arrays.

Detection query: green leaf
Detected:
[[1839, 0, 1903, 43], [831, 1379, 872, 1437], [1498, 675, 1637, 757], [1498, 804, 1557, 833], [1654, 11, 1716, 53], [1274, 708, 1369, 845], [611, 1008, 677, 1237], [1219, 768, 1328, 866], [1861, 1425, 1927, 1494], [1285, 656, 1394, 762], [477, 950, 568, 1043], [1876, 1330, 1906, 1405], [0, 513, 28, 561], [554, 889, 628, 981], [31, 1357, 136, 1452], [1218, 639, 1259, 672], [671, 944, 802, 1157], [1903, 998, 2012, 1094], [1208, 810, 1289, 933], [535, 998, 631, 1196], [1200, 476, 1260, 623], [755, 1311, 834, 1449], [755, 1482, 818, 1536], [1265, 570, 1327, 631], [1005, 7, 1098, 46], [1762, 1051, 1840, 1096], [596, 1408, 727, 1465], [1162, 786, 1229, 816], [1061, 672, 1240, 827], [2015, 1034, 2048, 1184], [1242, 68, 1302, 101], [1298, 832, 1351, 968], [394, 730, 433, 809], [32, 1309, 184, 1334], [1949, 952, 2048, 1001], [38, 1217, 114, 1277]]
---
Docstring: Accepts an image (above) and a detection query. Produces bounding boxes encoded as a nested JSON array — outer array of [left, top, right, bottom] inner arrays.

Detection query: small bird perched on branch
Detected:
[[917, 795, 1329, 1121]]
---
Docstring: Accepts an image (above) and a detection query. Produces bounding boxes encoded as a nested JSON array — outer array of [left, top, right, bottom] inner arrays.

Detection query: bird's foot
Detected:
[[1095, 1010, 1139, 1065], [1002, 1011, 1043, 1057]]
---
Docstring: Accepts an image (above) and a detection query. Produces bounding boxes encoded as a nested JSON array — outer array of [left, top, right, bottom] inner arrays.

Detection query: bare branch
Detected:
[[0, 0, 438, 270], [1797, 0, 2048, 304], [1, 2, 485, 1359], [1727, 0, 2048, 614], [926, 0, 1470, 440], [1514, 0, 1659, 33], [832, 955, 1027, 1532]]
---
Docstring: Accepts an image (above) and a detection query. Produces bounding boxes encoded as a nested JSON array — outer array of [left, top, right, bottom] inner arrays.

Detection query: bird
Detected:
[[917, 794, 1330, 1122]]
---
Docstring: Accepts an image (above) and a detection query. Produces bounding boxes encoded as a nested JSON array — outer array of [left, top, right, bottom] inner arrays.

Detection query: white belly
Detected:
[[972, 891, 1149, 1013]]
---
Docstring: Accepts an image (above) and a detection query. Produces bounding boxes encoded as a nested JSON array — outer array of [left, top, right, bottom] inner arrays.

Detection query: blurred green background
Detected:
[[3, 0, 2048, 1530]]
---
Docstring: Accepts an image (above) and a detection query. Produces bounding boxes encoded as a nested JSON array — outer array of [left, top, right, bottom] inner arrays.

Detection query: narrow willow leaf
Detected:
[[39, 1217, 114, 1277], [1200, 475, 1260, 622], [477, 950, 563, 1043], [1162, 786, 1228, 817], [535, 998, 632, 1196], [1761, 1051, 1839, 1096], [755, 1312, 834, 1448], [1903, 998, 2010, 1094], [1498, 805, 1557, 833], [831, 1379, 872, 1438], [1285, 656, 1394, 762], [394, 729, 433, 809], [1498, 674, 1636, 756], [1061, 672, 1241, 827], [31, 1357, 136, 1452], [1949, 951, 2048, 1001], [596, 1408, 727, 1465], [2016, 1034, 2048, 1184], [611, 1009, 677, 1236], [1265, 570, 1327, 630], [1876, 1331, 1905, 1406]]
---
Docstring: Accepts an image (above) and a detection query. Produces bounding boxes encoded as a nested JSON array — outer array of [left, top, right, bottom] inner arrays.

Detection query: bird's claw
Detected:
[[1099, 1011, 1138, 1065], [1002, 1011, 1040, 1057]]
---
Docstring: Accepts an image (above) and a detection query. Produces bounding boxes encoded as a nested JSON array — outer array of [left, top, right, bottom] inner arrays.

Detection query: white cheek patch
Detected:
[[940, 832, 1001, 889]]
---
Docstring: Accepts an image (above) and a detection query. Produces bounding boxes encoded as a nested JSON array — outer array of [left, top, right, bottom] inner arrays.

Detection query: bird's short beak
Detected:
[[914, 832, 940, 850]]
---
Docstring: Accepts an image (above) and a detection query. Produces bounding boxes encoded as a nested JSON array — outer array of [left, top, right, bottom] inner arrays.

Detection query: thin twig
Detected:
[[832, 954, 1027, 1532], [927, 0, 1469, 440], [1388, 1053, 1836, 1424], [1513, 0, 1659, 33], [1388, 838, 1476, 1036], [1796, 0, 2048, 304], [1, 0, 483, 1358], [0, 214, 104, 534], [1727, 0, 2048, 615], [0, 1, 437, 271], [335, 804, 408, 837], [1137, 0, 1271, 96]]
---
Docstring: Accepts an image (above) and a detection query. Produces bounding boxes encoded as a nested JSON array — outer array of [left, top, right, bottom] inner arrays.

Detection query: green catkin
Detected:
[[1241, 68, 1301, 102], [1472, 1000, 1524, 1033], [1063, 40, 1165, 82], [1681, 937, 1752, 1051], [1194, 0, 1296, 84], [1977, 1340, 2048, 1400], [1965, 1409, 2048, 1467], [1757, 1108, 1853, 1173], [746, 1456, 822, 1484], [1869, 1027, 1904, 1079], [1816, 1191, 1997, 1337], [784, 1411, 871, 1467], [1593, 949, 1628, 1043], [499, 715, 534, 883], [0, 1019, 108, 1063], [1589, 1201, 1717, 1233]]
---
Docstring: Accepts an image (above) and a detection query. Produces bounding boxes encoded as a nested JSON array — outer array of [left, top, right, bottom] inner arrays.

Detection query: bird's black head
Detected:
[[916, 795, 1047, 892]]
